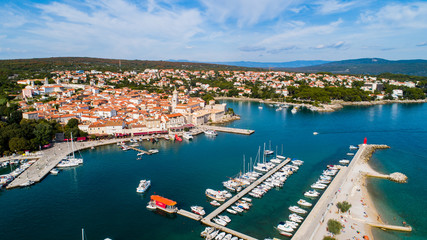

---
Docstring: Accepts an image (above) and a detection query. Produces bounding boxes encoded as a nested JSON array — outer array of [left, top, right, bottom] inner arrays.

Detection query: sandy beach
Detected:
[[306, 144, 410, 240]]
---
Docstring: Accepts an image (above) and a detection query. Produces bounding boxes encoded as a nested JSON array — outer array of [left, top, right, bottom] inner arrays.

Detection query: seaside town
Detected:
[[15, 68, 423, 138]]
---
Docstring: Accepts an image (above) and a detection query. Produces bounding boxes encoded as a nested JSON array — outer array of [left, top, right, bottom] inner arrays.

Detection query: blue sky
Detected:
[[0, 0, 426, 62]]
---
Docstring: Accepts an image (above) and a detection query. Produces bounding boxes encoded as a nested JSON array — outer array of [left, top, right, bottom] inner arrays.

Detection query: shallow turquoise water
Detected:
[[0, 101, 425, 240]]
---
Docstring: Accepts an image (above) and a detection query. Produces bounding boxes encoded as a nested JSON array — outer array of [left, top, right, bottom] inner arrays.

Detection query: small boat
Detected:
[[346, 152, 355, 156], [137, 152, 144, 156], [209, 230, 219, 239], [218, 215, 231, 223], [291, 107, 298, 114], [136, 180, 151, 193], [205, 189, 227, 202], [276, 155, 287, 160], [226, 208, 237, 214], [311, 183, 327, 190], [182, 132, 193, 140], [223, 234, 232, 240], [258, 106, 263, 109], [50, 168, 59, 175], [313, 132, 318, 135], [146, 201, 157, 210], [289, 206, 307, 214], [204, 129, 218, 136], [231, 206, 244, 213], [349, 145, 358, 150], [297, 199, 312, 207], [277, 222, 294, 232], [191, 206, 206, 216], [201, 227, 213, 237], [279, 231, 293, 237], [213, 218, 227, 226], [292, 160, 304, 166], [339, 159, 350, 165], [148, 149, 159, 154], [264, 150, 274, 155], [242, 197, 252, 202], [90, 146, 95, 149], [210, 200, 221, 206], [304, 190, 320, 198], [215, 231, 226, 240]]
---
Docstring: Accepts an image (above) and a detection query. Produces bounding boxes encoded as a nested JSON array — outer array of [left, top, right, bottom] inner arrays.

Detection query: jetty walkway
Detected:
[[198, 158, 291, 240], [292, 145, 367, 240], [6, 138, 134, 189], [202, 125, 255, 135]]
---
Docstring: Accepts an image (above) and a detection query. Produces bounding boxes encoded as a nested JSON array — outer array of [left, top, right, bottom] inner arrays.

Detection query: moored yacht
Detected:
[[289, 206, 307, 214], [304, 190, 320, 198], [204, 130, 217, 136], [297, 199, 312, 207], [339, 159, 350, 165], [205, 189, 227, 202], [190, 206, 205, 216], [182, 132, 193, 140], [136, 179, 151, 193]]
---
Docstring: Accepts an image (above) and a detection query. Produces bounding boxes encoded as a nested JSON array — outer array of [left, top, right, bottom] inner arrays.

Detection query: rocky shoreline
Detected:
[[215, 96, 426, 113]]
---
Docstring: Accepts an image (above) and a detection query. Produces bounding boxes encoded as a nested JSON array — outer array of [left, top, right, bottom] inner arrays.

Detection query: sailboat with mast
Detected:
[[57, 132, 84, 168]]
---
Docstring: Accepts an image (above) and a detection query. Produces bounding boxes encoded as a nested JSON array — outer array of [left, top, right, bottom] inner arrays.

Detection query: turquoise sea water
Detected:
[[0, 101, 426, 240]]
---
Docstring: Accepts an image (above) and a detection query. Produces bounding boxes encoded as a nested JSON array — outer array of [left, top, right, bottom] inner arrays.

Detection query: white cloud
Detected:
[[200, 0, 301, 27], [315, 0, 356, 15], [313, 41, 346, 49], [359, 2, 427, 29], [416, 42, 427, 47], [24, 0, 204, 58]]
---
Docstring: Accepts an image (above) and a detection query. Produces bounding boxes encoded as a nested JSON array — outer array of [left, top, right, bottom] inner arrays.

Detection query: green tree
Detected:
[[9, 137, 31, 152], [323, 237, 336, 240], [337, 201, 352, 213], [327, 219, 343, 235], [34, 122, 53, 145]]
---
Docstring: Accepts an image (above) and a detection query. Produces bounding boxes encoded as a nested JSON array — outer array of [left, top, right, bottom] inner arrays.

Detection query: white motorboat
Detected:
[[204, 130, 217, 136], [223, 234, 232, 240], [206, 189, 227, 202], [270, 158, 282, 164], [346, 152, 355, 156], [215, 232, 226, 240], [304, 190, 320, 198], [148, 149, 159, 154], [191, 206, 205, 216], [320, 175, 332, 181], [297, 199, 312, 207], [146, 201, 156, 210], [231, 206, 243, 213], [313, 132, 318, 135], [279, 231, 293, 237], [311, 183, 327, 190], [210, 200, 221, 206], [209, 230, 219, 239], [226, 208, 237, 214], [318, 179, 331, 184], [289, 206, 307, 214], [277, 222, 294, 232], [182, 132, 193, 140], [218, 215, 231, 223], [291, 107, 298, 114], [50, 168, 59, 175], [289, 213, 304, 222], [242, 197, 252, 202], [292, 160, 304, 166], [264, 150, 274, 155], [349, 145, 358, 150], [276, 155, 287, 160], [136, 180, 151, 193], [213, 218, 227, 226], [339, 159, 350, 165], [137, 152, 144, 156], [200, 227, 213, 238]]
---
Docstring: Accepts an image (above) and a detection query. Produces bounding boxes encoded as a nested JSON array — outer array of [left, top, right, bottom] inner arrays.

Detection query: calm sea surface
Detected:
[[0, 101, 426, 240]]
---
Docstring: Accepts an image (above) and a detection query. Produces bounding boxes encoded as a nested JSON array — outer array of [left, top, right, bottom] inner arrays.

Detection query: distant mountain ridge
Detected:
[[281, 58, 427, 76], [210, 60, 331, 68]]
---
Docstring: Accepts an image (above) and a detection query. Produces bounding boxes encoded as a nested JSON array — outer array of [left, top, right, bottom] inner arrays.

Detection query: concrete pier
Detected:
[[127, 146, 152, 155], [202, 125, 255, 135], [177, 209, 202, 221], [292, 145, 367, 240], [6, 138, 137, 189], [198, 158, 291, 240]]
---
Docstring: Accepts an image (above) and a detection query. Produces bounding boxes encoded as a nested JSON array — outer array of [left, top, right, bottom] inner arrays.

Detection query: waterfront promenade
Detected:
[[292, 144, 411, 240]]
